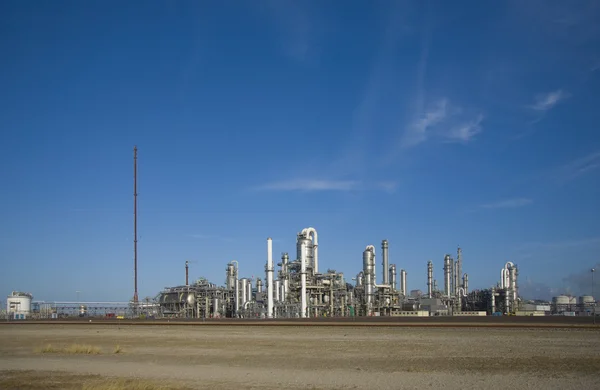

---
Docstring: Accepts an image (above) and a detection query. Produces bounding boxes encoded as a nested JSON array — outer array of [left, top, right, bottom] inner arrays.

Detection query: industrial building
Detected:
[[6, 291, 33, 319], [152, 227, 548, 319]]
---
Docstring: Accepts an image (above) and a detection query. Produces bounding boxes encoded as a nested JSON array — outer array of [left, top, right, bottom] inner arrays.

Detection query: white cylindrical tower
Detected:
[[389, 264, 397, 291], [382, 240, 389, 285], [274, 280, 281, 302], [400, 269, 407, 296], [427, 260, 433, 298], [444, 254, 452, 298], [298, 235, 308, 318], [363, 245, 376, 314], [247, 279, 253, 303], [267, 237, 274, 318]]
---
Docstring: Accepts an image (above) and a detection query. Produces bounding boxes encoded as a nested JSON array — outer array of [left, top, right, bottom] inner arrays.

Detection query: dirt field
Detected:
[[1, 324, 599, 389]]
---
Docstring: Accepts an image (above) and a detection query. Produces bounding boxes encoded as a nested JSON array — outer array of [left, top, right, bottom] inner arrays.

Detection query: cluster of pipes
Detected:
[[440, 249, 469, 299], [158, 226, 522, 318], [226, 227, 340, 318], [489, 262, 519, 314]]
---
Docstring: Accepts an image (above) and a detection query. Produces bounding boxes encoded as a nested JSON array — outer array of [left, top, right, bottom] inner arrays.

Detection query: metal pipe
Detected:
[[300, 242, 307, 318], [456, 247, 462, 292], [382, 240, 389, 285], [400, 269, 407, 296], [133, 146, 138, 304], [231, 260, 239, 316], [185, 261, 189, 286], [427, 260, 433, 298], [267, 237, 274, 318], [389, 264, 397, 291], [247, 279, 252, 303], [240, 278, 247, 308], [274, 280, 280, 302], [281, 253, 289, 303], [363, 246, 376, 315]]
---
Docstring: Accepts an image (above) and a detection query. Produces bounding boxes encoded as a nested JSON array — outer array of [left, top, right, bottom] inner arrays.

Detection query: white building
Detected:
[[7, 291, 33, 319]]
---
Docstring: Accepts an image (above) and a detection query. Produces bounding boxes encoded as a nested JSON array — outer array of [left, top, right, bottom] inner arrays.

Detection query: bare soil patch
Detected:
[[1, 325, 599, 389]]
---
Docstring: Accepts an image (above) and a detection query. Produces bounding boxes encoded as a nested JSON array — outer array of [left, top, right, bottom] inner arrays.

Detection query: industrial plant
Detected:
[[7, 226, 596, 321], [152, 228, 596, 319], [4, 147, 596, 321]]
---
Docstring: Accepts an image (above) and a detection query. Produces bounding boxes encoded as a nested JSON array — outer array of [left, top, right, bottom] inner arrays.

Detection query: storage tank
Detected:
[[402, 302, 419, 311], [7, 291, 32, 315], [579, 296, 594, 312], [181, 292, 195, 305], [213, 298, 219, 316], [553, 295, 570, 305]]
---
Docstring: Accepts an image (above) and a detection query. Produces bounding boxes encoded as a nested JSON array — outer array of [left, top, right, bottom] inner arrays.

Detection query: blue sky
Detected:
[[1, 1, 599, 303]]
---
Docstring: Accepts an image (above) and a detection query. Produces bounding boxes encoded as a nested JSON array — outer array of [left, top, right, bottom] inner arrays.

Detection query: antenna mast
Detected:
[[133, 145, 139, 304]]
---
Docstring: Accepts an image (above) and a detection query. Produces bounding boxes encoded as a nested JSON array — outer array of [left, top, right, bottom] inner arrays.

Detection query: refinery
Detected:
[[4, 227, 597, 320], [3, 147, 596, 321]]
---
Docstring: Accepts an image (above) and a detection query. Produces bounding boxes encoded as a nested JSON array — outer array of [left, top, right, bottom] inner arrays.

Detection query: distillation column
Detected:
[[427, 260, 433, 298], [456, 247, 462, 295], [267, 237, 274, 318], [297, 235, 311, 318], [363, 246, 376, 315], [382, 240, 389, 285], [463, 273, 468, 294], [281, 253, 289, 302], [400, 269, 407, 296], [389, 264, 397, 291], [444, 254, 452, 298]]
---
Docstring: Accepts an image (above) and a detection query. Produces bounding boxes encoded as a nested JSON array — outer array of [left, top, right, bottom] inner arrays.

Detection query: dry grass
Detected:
[[0, 371, 192, 390], [82, 378, 189, 390], [113, 344, 123, 354], [36, 343, 102, 355]]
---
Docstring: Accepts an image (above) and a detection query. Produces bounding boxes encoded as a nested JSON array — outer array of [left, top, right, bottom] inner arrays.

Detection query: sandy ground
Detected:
[[1, 324, 600, 389]]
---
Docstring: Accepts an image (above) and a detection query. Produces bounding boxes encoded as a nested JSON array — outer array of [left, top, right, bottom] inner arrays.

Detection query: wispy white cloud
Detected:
[[479, 198, 533, 209], [254, 178, 399, 193], [555, 150, 600, 183], [256, 178, 359, 192], [444, 114, 484, 143], [401, 99, 448, 147], [530, 89, 568, 111], [401, 99, 484, 148], [375, 180, 399, 193]]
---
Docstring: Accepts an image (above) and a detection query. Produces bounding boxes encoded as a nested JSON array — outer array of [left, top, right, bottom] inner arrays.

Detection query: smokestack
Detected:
[[427, 260, 433, 298], [444, 254, 452, 298], [185, 260, 189, 286], [133, 146, 139, 304], [456, 247, 462, 291], [400, 269, 407, 296], [382, 240, 389, 285], [267, 238, 274, 318]]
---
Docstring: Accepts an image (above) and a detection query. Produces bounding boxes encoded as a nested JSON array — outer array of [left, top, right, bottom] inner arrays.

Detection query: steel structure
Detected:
[[152, 227, 523, 318]]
